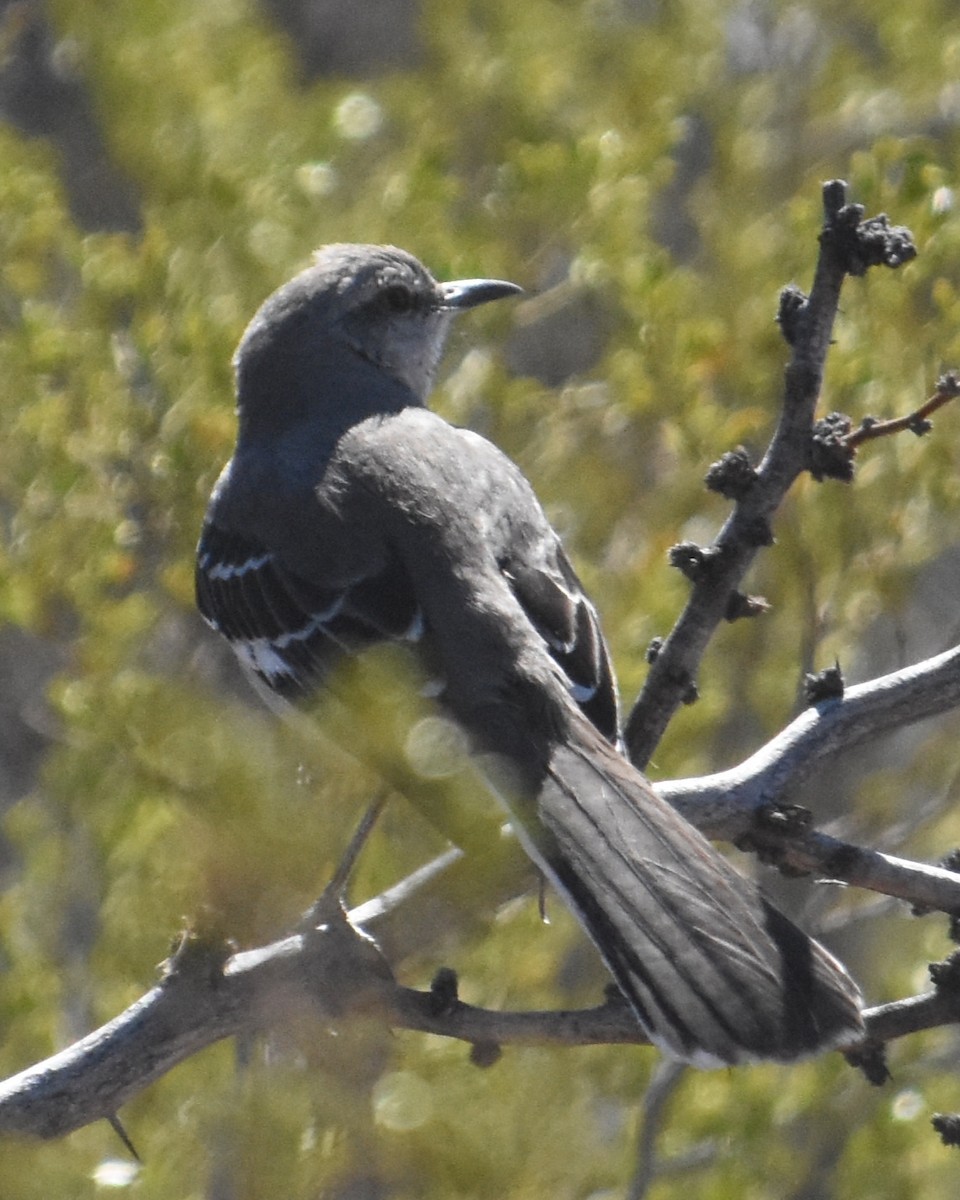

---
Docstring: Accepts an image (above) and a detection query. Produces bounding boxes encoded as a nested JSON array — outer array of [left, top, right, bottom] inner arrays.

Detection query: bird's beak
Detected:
[[439, 278, 524, 311]]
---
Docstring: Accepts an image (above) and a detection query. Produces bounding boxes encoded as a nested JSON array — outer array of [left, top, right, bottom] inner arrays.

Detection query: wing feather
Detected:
[[196, 521, 423, 698], [502, 545, 619, 742]]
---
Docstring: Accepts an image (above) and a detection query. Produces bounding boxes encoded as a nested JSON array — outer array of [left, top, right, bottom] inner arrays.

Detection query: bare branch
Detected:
[[0, 911, 398, 1140], [862, 988, 960, 1045], [643, 645, 960, 912], [657, 644, 960, 839], [0, 907, 644, 1141], [736, 830, 960, 914], [1, 894, 958, 1143], [842, 372, 960, 452], [624, 181, 918, 767]]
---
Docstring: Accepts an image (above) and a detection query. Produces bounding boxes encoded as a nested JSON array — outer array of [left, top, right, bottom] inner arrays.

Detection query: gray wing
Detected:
[[197, 519, 618, 741], [502, 543, 619, 743], [195, 521, 423, 699]]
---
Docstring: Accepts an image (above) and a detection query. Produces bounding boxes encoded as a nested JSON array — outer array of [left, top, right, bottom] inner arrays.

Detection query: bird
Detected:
[[195, 243, 864, 1067]]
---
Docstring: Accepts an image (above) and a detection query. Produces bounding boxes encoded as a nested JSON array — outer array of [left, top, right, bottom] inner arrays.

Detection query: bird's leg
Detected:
[[537, 868, 551, 924], [299, 790, 390, 928]]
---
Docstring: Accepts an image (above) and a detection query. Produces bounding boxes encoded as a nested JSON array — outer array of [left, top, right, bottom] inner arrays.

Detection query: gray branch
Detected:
[[3, 640, 960, 1140], [654, 644, 960, 912], [658, 643, 960, 836], [0, 896, 955, 1141], [624, 180, 917, 767]]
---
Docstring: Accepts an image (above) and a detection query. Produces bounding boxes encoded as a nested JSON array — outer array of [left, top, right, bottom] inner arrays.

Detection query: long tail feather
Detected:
[[509, 711, 863, 1066]]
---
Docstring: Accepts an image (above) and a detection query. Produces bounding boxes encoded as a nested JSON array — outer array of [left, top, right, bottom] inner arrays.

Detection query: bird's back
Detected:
[[198, 405, 619, 744]]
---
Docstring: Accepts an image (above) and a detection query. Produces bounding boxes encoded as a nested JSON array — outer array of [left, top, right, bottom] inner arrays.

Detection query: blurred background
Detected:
[[2, 0, 960, 1195]]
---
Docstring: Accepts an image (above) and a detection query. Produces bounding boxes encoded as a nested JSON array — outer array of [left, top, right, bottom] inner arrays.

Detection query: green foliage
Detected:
[[2, 0, 960, 1195]]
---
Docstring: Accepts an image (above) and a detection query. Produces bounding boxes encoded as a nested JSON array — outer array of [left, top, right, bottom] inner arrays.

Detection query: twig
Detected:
[[861, 988, 960, 1044], [736, 829, 960, 914], [843, 373, 960, 452], [624, 180, 917, 768]]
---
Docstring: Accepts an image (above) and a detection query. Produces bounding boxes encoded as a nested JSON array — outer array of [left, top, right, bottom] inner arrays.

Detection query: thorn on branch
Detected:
[[929, 950, 960, 995], [735, 804, 814, 874], [777, 284, 808, 347], [469, 1040, 502, 1068], [704, 446, 758, 500], [932, 1112, 960, 1148], [845, 1039, 891, 1086], [645, 636, 663, 664], [161, 926, 233, 988], [429, 966, 460, 1016], [804, 661, 845, 704], [107, 1113, 141, 1163], [668, 541, 720, 583], [724, 591, 769, 622], [820, 181, 917, 277], [809, 412, 856, 482]]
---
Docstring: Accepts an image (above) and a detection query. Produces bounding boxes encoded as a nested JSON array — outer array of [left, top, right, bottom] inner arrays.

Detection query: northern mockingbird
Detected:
[[196, 243, 863, 1066]]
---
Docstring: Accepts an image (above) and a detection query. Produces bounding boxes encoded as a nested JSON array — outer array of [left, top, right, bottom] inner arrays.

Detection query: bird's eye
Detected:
[[381, 285, 415, 313]]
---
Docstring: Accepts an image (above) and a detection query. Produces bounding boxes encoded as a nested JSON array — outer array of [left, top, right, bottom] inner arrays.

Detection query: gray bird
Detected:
[[196, 243, 864, 1066]]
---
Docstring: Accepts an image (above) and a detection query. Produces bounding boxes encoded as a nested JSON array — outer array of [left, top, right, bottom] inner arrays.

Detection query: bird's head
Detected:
[[234, 244, 521, 412]]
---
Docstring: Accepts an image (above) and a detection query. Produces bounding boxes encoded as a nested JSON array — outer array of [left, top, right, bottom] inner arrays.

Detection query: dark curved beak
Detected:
[[439, 278, 524, 311]]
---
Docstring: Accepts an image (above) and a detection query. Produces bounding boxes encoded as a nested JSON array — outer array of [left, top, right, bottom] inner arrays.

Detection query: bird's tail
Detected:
[[507, 710, 864, 1067]]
